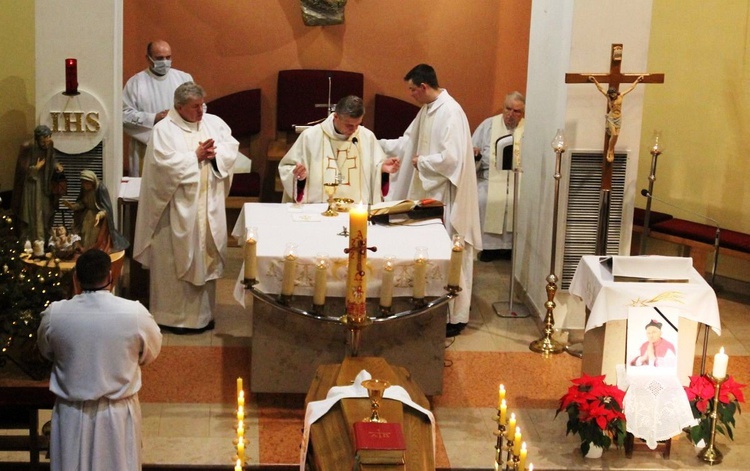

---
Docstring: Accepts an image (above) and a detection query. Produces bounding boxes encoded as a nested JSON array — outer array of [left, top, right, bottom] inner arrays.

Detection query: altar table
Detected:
[[232, 203, 453, 394], [569, 255, 721, 384], [232, 203, 453, 305]]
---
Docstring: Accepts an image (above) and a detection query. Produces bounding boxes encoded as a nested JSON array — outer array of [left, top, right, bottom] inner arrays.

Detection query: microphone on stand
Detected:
[[640, 189, 720, 286]]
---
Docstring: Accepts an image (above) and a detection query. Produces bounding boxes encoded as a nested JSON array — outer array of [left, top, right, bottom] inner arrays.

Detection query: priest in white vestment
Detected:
[[378, 64, 481, 337], [38, 249, 162, 471], [472, 91, 525, 261], [279, 95, 400, 204], [123, 39, 193, 177], [134, 82, 238, 332]]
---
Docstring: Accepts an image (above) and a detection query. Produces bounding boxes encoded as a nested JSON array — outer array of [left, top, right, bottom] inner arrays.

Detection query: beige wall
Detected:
[[123, 0, 532, 177], [0, 1, 35, 194], [641, 0, 750, 280]]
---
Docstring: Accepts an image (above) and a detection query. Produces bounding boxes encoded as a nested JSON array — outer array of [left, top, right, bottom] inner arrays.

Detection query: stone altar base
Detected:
[[250, 295, 447, 395]]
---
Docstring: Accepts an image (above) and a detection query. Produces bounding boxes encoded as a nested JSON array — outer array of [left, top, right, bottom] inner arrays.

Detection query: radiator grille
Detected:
[[561, 151, 627, 289]]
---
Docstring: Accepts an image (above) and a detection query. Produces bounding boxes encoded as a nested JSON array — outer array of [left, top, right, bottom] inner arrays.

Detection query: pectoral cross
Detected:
[[565, 43, 664, 254]]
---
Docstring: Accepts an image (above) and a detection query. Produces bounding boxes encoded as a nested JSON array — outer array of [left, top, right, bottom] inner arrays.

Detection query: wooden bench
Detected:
[[633, 208, 750, 276]]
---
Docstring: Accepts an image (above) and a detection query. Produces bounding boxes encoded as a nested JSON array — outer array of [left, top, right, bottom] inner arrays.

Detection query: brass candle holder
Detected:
[[698, 373, 729, 465], [530, 129, 567, 355], [492, 412, 507, 470], [361, 378, 390, 423]]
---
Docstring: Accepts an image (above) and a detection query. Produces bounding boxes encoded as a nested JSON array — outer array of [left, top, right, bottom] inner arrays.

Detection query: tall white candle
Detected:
[[712, 347, 729, 379], [413, 247, 428, 300], [313, 254, 328, 306], [447, 234, 464, 288], [243, 227, 258, 281], [380, 256, 395, 308], [280, 243, 298, 296]]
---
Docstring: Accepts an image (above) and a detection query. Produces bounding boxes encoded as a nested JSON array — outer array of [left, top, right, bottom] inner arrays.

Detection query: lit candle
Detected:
[[346, 203, 368, 321], [513, 427, 522, 455], [235, 458, 242, 471], [237, 405, 244, 422], [380, 256, 395, 309], [280, 243, 298, 296], [447, 234, 464, 288], [519, 442, 527, 470], [237, 420, 244, 438], [413, 247, 428, 300], [528, 464, 533, 471], [500, 399, 507, 425], [237, 438, 245, 462], [508, 413, 516, 435], [238, 390, 245, 408], [243, 227, 258, 282], [497, 384, 506, 409], [712, 347, 729, 379], [313, 253, 329, 306], [64, 58, 78, 95], [237, 377, 243, 396]]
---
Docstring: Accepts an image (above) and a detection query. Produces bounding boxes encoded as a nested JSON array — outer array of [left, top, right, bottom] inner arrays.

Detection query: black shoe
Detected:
[[159, 320, 215, 335], [446, 322, 467, 337], [479, 249, 511, 262]]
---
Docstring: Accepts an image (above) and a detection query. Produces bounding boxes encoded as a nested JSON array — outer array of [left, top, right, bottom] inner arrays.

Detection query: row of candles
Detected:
[[243, 204, 466, 315], [495, 384, 533, 471], [234, 377, 246, 470]]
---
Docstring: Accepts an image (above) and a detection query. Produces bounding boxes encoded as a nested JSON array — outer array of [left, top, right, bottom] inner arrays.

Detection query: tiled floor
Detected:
[[3, 245, 749, 469]]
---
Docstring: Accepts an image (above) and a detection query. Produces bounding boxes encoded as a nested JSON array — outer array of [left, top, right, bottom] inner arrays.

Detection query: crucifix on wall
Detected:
[[565, 43, 664, 254]]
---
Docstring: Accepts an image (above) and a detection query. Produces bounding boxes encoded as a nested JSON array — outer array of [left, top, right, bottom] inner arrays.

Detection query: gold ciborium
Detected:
[[322, 172, 341, 217], [361, 379, 390, 423]]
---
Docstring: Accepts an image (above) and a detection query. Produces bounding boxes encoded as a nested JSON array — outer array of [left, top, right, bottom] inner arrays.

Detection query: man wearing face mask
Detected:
[[123, 39, 193, 177]]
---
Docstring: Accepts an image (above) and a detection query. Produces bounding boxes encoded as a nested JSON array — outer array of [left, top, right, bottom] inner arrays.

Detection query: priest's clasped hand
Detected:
[[196, 139, 217, 162]]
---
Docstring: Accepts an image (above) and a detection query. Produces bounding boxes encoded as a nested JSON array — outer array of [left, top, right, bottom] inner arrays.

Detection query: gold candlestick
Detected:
[[698, 374, 729, 465], [530, 129, 566, 355]]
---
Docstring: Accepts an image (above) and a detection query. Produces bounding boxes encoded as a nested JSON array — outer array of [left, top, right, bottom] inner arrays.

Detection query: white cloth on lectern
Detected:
[[299, 369, 435, 470], [617, 365, 697, 449]]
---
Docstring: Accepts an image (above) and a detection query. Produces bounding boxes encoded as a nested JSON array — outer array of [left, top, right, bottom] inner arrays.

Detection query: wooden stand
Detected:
[[0, 375, 55, 469], [305, 357, 433, 471], [624, 432, 671, 459]]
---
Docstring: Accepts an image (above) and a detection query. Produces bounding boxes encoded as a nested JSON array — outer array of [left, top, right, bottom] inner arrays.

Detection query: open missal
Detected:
[[353, 421, 406, 465], [369, 199, 444, 225]]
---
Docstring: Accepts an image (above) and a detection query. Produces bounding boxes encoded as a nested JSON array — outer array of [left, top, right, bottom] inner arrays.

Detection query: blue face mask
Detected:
[[150, 57, 172, 76]]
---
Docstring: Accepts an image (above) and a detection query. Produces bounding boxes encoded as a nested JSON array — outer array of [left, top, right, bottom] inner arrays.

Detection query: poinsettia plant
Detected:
[[684, 374, 745, 446], [556, 373, 627, 456]]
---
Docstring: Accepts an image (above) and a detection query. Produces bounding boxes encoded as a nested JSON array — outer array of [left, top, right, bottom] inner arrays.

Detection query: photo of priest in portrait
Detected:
[[627, 307, 679, 370]]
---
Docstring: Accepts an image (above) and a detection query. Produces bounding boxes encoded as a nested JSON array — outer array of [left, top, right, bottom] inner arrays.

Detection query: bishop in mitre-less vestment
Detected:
[[279, 113, 392, 204], [380, 87, 481, 326], [134, 86, 238, 330]]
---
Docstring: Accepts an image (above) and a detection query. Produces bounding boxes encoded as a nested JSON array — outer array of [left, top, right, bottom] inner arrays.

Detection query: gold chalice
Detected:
[[361, 379, 391, 423], [322, 171, 342, 217]]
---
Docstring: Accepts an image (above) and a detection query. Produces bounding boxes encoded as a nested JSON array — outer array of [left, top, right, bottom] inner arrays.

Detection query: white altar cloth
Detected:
[[569, 256, 721, 335], [232, 203, 452, 306]]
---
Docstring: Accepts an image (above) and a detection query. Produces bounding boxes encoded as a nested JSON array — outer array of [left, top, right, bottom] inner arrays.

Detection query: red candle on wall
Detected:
[[64, 58, 78, 95]]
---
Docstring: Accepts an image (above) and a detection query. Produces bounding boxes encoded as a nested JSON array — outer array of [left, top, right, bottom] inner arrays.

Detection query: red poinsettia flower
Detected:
[[557, 374, 627, 452], [684, 374, 746, 446]]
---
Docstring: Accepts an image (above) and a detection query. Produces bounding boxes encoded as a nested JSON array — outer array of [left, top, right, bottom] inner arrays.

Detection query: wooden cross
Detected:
[[565, 43, 664, 254]]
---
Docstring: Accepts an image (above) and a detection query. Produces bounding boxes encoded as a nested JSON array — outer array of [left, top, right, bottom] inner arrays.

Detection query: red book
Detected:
[[353, 421, 406, 465]]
